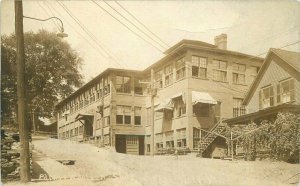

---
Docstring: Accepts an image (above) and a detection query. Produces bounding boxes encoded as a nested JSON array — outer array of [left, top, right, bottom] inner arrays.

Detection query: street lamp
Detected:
[[23, 16, 68, 38]]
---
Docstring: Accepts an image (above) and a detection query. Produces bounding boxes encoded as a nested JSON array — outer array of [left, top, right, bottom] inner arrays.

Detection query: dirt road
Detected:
[[5, 138, 299, 186]]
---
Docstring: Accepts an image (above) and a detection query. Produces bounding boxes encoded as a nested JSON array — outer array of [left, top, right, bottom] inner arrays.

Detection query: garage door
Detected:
[[126, 136, 139, 155]]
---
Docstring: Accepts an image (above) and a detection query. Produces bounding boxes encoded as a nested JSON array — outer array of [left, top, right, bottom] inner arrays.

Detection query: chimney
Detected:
[[214, 34, 227, 50]]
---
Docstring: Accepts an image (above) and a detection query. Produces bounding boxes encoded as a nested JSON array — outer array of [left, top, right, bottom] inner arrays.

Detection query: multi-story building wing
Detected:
[[56, 69, 148, 155], [144, 34, 263, 156], [56, 34, 264, 156]]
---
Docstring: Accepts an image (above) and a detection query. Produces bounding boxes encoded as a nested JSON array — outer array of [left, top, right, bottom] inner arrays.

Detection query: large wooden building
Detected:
[[55, 34, 264, 155]]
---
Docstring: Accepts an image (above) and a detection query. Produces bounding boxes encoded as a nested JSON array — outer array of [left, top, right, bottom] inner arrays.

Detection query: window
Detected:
[[193, 128, 200, 149], [90, 88, 95, 103], [70, 101, 74, 114], [134, 78, 144, 95], [177, 128, 186, 147], [212, 60, 227, 82], [79, 94, 84, 109], [155, 133, 163, 149], [174, 98, 186, 117], [116, 105, 131, 125], [79, 126, 83, 134], [165, 131, 174, 148], [70, 129, 74, 137], [192, 56, 207, 78], [103, 77, 110, 95], [165, 64, 173, 86], [134, 107, 142, 125], [176, 58, 185, 80], [193, 103, 210, 117], [64, 113, 68, 121], [277, 78, 295, 104], [75, 127, 78, 136], [116, 75, 131, 93], [232, 63, 246, 84], [249, 66, 259, 84], [146, 135, 151, 145], [233, 98, 245, 117], [84, 91, 89, 106], [103, 107, 110, 126], [154, 70, 163, 88], [259, 86, 274, 109]]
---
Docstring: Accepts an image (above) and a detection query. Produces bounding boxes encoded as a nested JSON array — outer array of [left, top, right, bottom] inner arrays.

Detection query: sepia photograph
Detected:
[[1, 0, 300, 185]]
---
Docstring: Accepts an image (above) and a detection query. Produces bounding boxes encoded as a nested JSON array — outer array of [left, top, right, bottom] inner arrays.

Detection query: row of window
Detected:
[[116, 75, 146, 95], [116, 106, 142, 125], [59, 75, 148, 119], [59, 125, 84, 138], [153, 56, 259, 89], [59, 77, 110, 119], [153, 129, 187, 150], [153, 102, 211, 121], [259, 78, 295, 109]]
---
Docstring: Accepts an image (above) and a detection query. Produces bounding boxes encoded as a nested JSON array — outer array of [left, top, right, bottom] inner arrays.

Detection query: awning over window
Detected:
[[155, 99, 174, 112], [170, 93, 183, 99], [192, 91, 217, 105], [75, 113, 94, 121]]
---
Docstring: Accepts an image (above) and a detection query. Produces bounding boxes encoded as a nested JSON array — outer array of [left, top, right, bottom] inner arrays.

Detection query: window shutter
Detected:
[[277, 84, 281, 104]]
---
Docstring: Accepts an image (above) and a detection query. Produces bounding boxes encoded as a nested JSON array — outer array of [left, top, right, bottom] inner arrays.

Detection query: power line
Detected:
[[37, 1, 61, 31], [43, 1, 111, 61], [114, 1, 170, 48], [256, 40, 300, 57], [91, 0, 165, 53], [104, 0, 168, 50], [238, 27, 299, 51], [57, 1, 117, 60], [56, 1, 124, 67]]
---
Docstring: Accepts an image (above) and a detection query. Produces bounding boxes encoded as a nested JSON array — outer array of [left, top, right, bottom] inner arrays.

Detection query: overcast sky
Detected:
[[1, 0, 300, 82]]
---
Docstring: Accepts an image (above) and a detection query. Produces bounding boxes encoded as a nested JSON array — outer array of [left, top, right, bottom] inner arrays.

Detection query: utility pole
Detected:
[[32, 110, 36, 135], [15, 0, 31, 182], [150, 69, 155, 157]]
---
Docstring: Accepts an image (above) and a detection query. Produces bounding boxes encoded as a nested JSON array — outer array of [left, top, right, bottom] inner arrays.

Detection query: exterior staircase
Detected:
[[198, 121, 226, 157]]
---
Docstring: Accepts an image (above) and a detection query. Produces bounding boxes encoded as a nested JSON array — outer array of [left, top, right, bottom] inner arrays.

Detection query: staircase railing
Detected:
[[198, 120, 226, 156]]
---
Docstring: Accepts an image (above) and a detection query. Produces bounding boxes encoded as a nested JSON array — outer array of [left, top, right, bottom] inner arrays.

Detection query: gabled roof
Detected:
[[271, 48, 300, 72], [243, 48, 300, 105]]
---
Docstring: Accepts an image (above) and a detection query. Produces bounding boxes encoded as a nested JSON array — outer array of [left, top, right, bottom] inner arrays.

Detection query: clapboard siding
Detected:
[[247, 60, 300, 113]]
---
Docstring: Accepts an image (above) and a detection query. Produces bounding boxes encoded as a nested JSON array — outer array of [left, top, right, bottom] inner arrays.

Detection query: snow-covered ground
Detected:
[[5, 138, 299, 186]]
